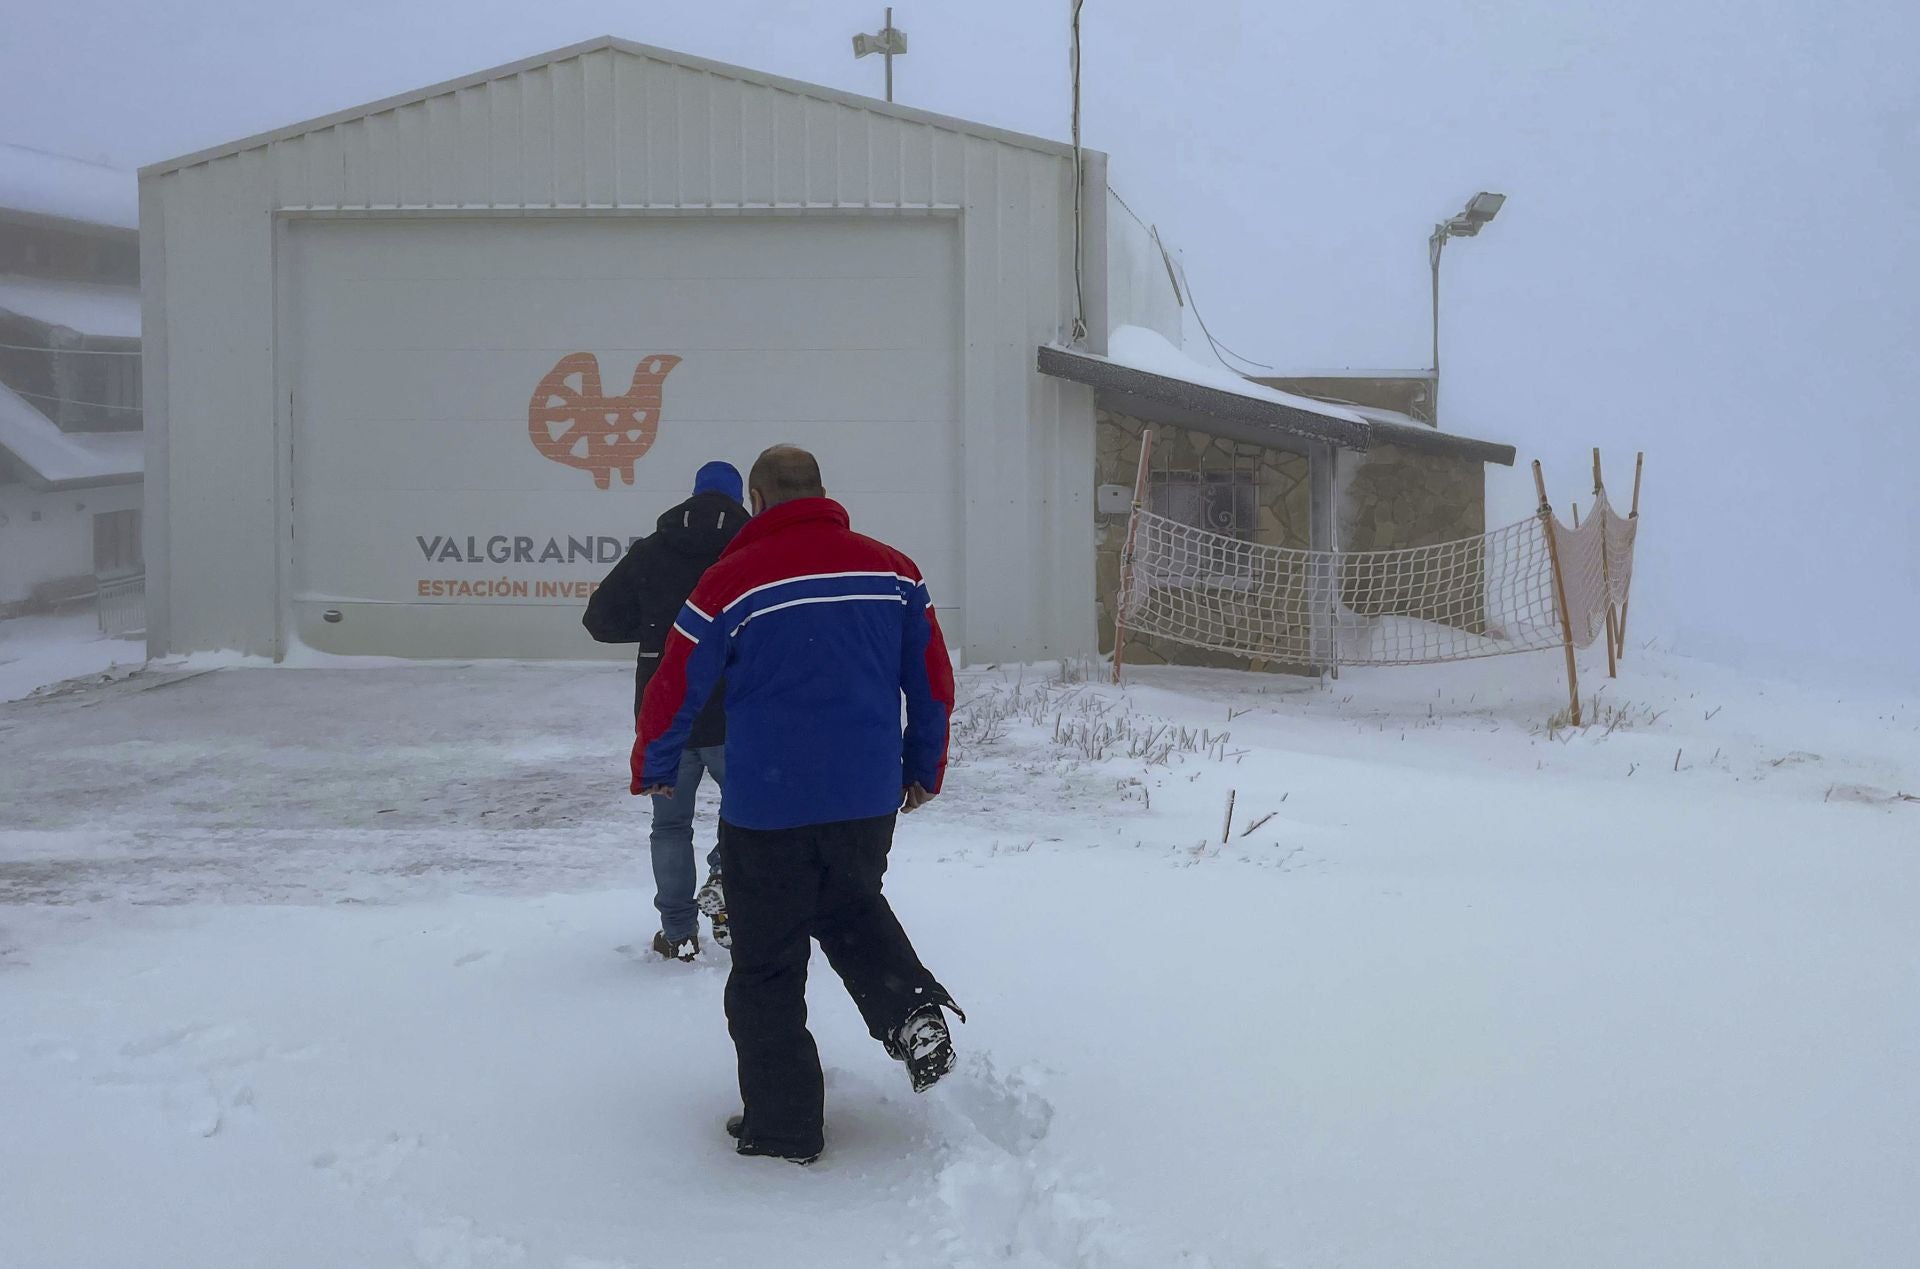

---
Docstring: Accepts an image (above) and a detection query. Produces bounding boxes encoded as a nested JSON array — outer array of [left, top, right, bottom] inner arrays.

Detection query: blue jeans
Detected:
[[650, 745, 725, 939]]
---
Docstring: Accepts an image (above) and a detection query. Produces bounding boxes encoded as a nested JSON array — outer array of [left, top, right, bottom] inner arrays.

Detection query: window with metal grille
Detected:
[[1147, 460, 1260, 582], [93, 508, 141, 578]]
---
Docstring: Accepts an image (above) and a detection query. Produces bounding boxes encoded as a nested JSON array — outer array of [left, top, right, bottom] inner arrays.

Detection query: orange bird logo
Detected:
[[528, 352, 683, 489]]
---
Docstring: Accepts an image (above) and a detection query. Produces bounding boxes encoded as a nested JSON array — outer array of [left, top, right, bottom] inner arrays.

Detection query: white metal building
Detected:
[[140, 35, 1514, 671], [1, 145, 145, 620], [140, 36, 1115, 664]]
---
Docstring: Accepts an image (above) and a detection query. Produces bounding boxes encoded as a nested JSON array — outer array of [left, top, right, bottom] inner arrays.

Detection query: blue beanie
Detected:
[[692, 460, 743, 504]]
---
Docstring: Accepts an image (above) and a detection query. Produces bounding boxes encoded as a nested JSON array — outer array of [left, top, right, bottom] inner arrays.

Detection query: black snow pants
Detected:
[[717, 812, 949, 1157]]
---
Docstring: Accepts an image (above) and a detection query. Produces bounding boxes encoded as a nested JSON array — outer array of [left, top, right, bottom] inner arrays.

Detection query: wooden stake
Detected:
[[1240, 810, 1278, 837], [1593, 448, 1617, 679], [1534, 460, 1582, 726], [1111, 429, 1155, 684], [1222, 788, 1236, 844], [1617, 451, 1645, 652]]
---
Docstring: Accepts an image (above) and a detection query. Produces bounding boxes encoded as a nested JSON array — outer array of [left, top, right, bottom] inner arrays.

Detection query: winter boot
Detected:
[[651, 930, 699, 963], [725, 1114, 818, 1166], [695, 868, 731, 949], [888, 1003, 959, 1093]]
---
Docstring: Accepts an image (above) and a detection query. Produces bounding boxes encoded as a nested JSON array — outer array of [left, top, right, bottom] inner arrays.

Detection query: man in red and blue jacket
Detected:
[[633, 445, 961, 1164]]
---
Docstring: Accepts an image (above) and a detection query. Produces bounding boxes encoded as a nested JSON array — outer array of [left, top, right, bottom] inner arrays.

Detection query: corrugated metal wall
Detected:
[[141, 41, 1101, 664]]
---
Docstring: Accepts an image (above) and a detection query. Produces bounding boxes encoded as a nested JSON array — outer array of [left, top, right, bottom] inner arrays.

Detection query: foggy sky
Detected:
[[5, 0, 1915, 680]]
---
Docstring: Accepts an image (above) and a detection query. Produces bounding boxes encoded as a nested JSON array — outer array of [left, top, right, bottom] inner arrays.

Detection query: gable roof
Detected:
[[142, 35, 1076, 178], [0, 143, 138, 231]]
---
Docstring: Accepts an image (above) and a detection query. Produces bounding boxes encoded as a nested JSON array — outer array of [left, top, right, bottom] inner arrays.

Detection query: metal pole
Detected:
[[1068, 0, 1087, 342], [884, 7, 894, 102], [1593, 447, 1617, 679], [1429, 227, 1445, 425], [1534, 460, 1582, 727], [1616, 451, 1645, 652], [1112, 429, 1155, 684]]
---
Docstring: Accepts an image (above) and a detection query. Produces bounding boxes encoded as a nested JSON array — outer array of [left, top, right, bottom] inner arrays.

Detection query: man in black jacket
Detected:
[[584, 460, 749, 962]]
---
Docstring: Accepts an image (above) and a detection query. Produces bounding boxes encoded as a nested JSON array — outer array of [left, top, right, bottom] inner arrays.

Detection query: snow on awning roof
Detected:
[[0, 380, 143, 489], [1267, 368, 1436, 381], [0, 275, 142, 340], [1348, 404, 1429, 429], [1108, 326, 1368, 426], [0, 143, 138, 231], [1037, 326, 1516, 466]]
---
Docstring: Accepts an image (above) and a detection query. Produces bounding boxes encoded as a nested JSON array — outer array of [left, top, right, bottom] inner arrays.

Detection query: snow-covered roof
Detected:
[[0, 380, 143, 488], [1038, 326, 1516, 465], [0, 143, 138, 231], [0, 274, 141, 339], [1106, 327, 1368, 427]]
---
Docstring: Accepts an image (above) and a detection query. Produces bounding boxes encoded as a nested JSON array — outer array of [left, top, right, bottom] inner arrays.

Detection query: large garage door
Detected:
[[286, 216, 962, 659]]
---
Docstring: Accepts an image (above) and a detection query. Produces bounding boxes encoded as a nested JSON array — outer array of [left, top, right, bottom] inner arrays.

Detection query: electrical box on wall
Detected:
[[1096, 484, 1133, 514]]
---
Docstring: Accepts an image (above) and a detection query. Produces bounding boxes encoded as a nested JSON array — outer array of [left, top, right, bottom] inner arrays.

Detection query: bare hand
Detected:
[[639, 785, 676, 798], [901, 782, 936, 813]]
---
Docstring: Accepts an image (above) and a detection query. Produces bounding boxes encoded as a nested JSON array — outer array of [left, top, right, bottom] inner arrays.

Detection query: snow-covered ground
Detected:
[[0, 610, 145, 703], [2, 647, 1917, 1268]]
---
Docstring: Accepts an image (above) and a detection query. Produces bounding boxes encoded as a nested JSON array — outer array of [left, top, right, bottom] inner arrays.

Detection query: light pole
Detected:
[[1428, 190, 1505, 424]]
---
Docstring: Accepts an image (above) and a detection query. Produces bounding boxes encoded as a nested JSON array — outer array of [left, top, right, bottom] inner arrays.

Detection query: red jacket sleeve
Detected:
[[900, 579, 954, 793], [631, 587, 727, 793]]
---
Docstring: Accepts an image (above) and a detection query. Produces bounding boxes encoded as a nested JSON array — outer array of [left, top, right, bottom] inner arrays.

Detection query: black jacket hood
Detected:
[[655, 491, 750, 558]]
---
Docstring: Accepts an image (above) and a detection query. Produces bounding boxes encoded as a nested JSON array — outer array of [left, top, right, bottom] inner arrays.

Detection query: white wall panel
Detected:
[[284, 216, 961, 658]]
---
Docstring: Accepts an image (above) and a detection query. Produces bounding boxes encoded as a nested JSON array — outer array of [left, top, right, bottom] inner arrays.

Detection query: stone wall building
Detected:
[[1044, 344, 1515, 676], [1093, 409, 1315, 671]]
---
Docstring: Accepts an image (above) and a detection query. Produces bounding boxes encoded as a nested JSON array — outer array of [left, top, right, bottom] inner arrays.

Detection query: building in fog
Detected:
[[140, 36, 1511, 670], [0, 144, 144, 622]]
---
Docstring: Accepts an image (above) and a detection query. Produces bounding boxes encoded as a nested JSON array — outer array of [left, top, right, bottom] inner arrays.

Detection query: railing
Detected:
[[96, 573, 146, 638]]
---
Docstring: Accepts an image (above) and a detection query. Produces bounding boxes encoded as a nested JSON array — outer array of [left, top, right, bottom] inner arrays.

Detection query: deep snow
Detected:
[[2, 647, 1917, 1268]]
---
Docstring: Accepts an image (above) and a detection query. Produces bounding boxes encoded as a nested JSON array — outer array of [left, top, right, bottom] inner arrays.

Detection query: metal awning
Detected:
[[1037, 343, 1516, 466]]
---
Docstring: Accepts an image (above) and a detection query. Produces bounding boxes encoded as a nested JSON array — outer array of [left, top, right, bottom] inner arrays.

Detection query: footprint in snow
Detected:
[[85, 1020, 265, 1138], [312, 1132, 425, 1190], [931, 1053, 1055, 1156], [26, 1034, 80, 1063], [119, 1021, 220, 1058], [411, 1216, 526, 1269]]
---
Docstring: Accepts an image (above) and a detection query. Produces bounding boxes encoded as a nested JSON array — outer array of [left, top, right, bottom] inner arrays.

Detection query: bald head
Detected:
[[748, 445, 826, 512]]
